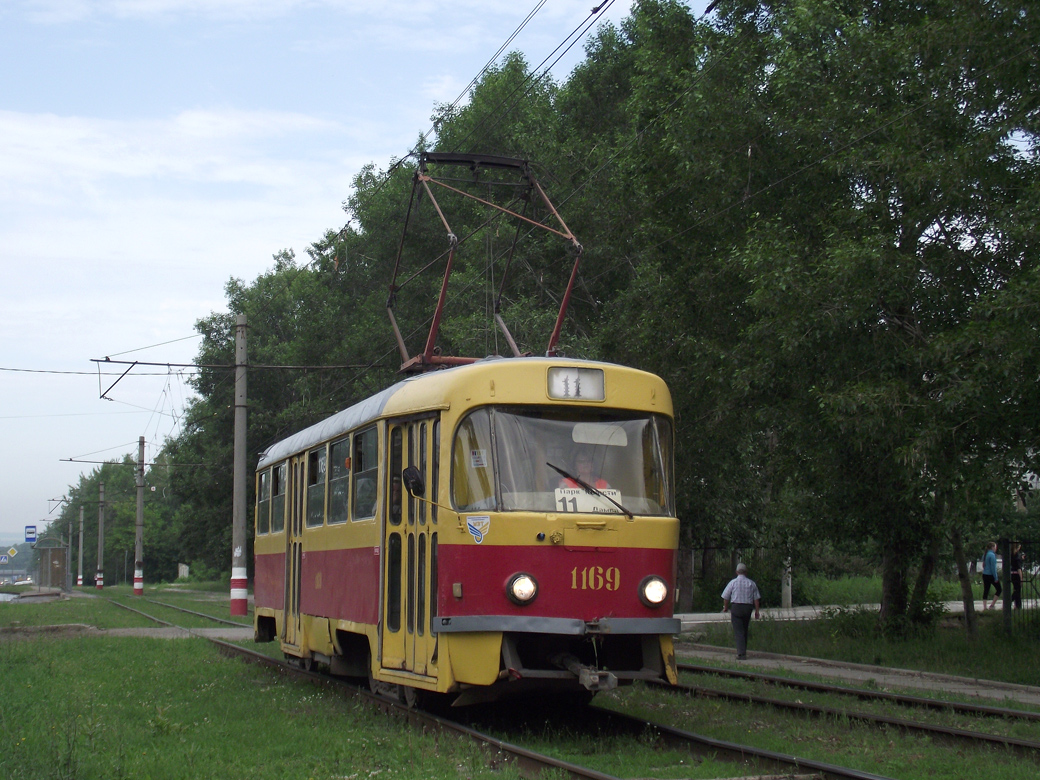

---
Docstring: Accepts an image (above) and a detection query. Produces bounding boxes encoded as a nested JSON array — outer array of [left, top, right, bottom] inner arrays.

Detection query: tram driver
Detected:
[[558, 448, 611, 490]]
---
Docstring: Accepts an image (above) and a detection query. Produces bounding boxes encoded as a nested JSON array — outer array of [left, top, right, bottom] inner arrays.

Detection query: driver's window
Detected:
[[451, 409, 495, 511]]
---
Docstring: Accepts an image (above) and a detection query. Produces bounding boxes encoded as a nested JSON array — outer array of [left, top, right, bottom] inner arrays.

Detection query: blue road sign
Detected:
[[25, 526, 37, 543], [0, 555, 8, 564]]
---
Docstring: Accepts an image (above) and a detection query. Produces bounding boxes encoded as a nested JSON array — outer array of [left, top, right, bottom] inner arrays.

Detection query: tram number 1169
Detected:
[[571, 566, 620, 591]]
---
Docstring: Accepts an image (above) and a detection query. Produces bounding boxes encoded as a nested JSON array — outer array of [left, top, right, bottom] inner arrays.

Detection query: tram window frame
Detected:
[[431, 420, 439, 524], [306, 446, 327, 528], [271, 462, 287, 533], [417, 532, 426, 636], [327, 437, 351, 524], [406, 426, 416, 526], [387, 532, 402, 632], [417, 423, 427, 526], [450, 406, 674, 516], [389, 427, 403, 526], [352, 427, 378, 521], [256, 469, 271, 535], [430, 532, 438, 626], [451, 408, 496, 512], [407, 532, 415, 633]]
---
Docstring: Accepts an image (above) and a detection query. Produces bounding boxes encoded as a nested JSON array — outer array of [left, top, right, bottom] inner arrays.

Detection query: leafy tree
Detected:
[[712, 0, 1040, 628]]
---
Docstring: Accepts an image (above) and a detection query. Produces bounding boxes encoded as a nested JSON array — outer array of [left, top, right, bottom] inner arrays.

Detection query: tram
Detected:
[[253, 355, 680, 705]]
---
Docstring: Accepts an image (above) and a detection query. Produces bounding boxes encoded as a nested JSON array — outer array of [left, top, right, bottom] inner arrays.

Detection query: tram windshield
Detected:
[[452, 407, 673, 516]]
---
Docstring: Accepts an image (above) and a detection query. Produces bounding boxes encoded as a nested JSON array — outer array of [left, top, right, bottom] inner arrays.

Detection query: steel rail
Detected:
[[653, 678, 1040, 759], [210, 638, 893, 780], [677, 661, 1040, 722], [89, 601, 623, 780], [138, 596, 252, 627], [94, 601, 908, 779], [208, 639, 624, 780], [583, 704, 896, 780]]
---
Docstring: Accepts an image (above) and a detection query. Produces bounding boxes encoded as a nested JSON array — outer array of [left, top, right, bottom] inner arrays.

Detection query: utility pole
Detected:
[[230, 314, 249, 616], [134, 436, 145, 595], [96, 482, 105, 589], [77, 505, 84, 586]]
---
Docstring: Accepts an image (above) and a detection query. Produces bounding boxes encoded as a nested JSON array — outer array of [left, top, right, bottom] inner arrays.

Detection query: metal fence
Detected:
[[1002, 539, 1040, 636], [682, 540, 1040, 638], [682, 546, 791, 612]]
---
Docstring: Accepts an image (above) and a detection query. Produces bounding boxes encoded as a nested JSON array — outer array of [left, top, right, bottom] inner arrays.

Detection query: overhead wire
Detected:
[[51, 4, 720, 476]]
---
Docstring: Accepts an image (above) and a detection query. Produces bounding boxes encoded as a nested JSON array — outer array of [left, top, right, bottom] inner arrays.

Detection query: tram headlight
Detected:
[[639, 576, 669, 608], [507, 573, 538, 605]]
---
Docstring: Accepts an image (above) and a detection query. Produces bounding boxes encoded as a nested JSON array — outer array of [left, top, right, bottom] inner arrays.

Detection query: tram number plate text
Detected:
[[555, 487, 622, 514], [571, 566, 620, 591]]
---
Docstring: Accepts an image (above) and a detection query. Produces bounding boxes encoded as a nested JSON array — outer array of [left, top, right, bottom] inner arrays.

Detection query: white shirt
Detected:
[[721, 573, 761, 605]]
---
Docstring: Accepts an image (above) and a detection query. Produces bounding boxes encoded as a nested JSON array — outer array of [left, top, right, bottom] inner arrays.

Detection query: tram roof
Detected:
[[255, 356, 665, 470]]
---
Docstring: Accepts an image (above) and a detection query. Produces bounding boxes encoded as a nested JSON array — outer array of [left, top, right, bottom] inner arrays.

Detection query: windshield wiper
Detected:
[[546, 462, 633, 519]]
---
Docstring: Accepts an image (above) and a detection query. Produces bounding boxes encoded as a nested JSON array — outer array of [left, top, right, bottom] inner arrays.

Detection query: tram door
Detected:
[[381, 417, 439, 678], [283, 454, 305, 650]]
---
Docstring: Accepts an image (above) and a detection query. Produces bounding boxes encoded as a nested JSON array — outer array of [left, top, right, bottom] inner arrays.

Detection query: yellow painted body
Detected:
[[252, 358, 679, 696]]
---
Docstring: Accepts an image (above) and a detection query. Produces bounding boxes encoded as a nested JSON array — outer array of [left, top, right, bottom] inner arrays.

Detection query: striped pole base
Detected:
[[76, 575, 83, 586], [134, 567, 143, 596], [230, 567, 248, 616], [96, 571, 104, 590]]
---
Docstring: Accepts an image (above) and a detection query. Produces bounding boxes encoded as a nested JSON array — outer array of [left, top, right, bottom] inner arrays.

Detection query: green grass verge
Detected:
[[0, 635, 515, 780], [691, 608, 1040, 686]]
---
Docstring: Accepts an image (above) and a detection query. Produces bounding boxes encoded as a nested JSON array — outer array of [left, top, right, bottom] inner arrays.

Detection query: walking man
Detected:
[[721, 562, 761, 660]]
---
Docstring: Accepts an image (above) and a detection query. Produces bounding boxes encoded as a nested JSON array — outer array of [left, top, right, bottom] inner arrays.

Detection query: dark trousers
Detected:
[[983, 574, 1002, 600], [730, 603, 754, 657]]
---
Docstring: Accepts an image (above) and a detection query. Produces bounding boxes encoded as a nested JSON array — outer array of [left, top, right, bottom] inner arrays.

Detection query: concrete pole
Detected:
[[77, 505, 84, 586], [134, 436, 145, 595], [96, 482, 105, 589], [782, 557, 792, 609], [230, 314, 249, 616]]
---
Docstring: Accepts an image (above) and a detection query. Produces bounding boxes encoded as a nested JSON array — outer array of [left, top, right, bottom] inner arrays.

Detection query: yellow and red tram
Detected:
[[253, 356, 680, 704]]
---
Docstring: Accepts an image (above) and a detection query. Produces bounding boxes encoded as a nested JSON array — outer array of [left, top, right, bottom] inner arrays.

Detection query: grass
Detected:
[[691, 606, 1040, 686], [0, 585, 253, 630], [5, 582, 1039, 780], [0, 634, 516, 780], [795, 573, 981, 606], [591, 680, 1040, 780]]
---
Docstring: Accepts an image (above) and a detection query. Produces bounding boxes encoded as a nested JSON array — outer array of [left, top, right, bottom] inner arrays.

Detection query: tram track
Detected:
[[677, 661, 1040, 722], [90, 599, 1040, 776], [652, 675, 1040, 759], [212, 637, 896, 780], [98, 598, 898, 779], [136, 596, 252, 626]]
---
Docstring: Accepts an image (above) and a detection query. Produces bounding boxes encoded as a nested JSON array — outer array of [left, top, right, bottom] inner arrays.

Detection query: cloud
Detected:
[[0, 108, 345, 188]]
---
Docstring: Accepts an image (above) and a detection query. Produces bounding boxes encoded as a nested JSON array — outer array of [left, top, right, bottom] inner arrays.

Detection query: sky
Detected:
[[0, 0, 710, 545]]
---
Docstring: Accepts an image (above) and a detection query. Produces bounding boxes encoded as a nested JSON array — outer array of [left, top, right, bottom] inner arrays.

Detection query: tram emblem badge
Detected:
[[466, 516, 490, 544]]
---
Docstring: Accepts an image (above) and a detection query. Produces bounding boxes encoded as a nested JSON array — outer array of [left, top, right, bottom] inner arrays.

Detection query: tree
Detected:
[[714, 0, 1040, 628]]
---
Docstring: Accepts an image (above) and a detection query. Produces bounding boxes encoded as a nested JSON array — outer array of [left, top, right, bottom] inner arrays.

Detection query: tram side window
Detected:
[[418, 423, 427, 525], [271, 463, 287, 533], [256, 469, 271, 535], [328, 438, 350, 524], [353, 427, 378, 520], [306, 447, 327, 528], [389, 427, 402, 526], [452, 409, 496, 511], [431, 420, 439, 524]]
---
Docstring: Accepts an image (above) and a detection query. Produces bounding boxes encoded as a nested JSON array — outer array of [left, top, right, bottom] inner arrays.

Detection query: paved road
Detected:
[[675, 599, 996, 632]]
